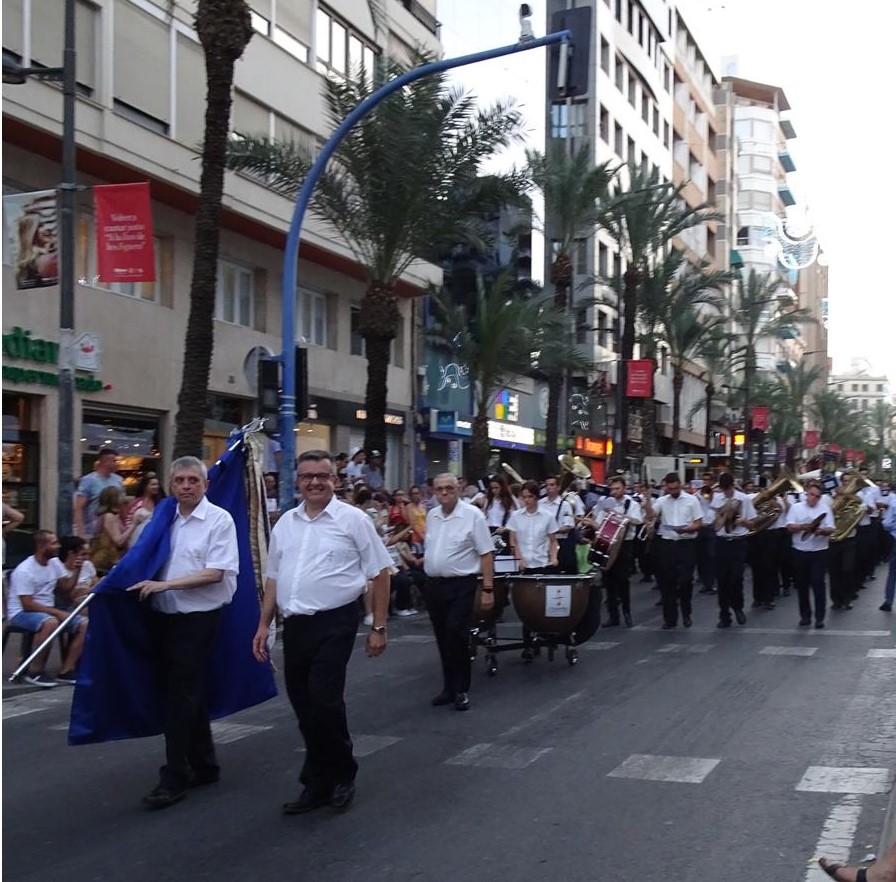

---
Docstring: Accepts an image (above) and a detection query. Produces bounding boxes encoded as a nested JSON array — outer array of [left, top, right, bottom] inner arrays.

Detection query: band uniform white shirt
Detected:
[[538, 494, 579, 531], [424, 501, 493, 577], [152, 496, 239, 614], [786, 500, 836, 552], [595, 495, 643, 541], [507, 508, 557, 568], [709, 490, 757, 538], [267, 496, 393, 616], [652, 492, 703, 541], [858, 484, 881, 526]]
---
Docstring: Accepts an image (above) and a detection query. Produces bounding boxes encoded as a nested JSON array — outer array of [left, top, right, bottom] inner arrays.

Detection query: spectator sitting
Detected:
[[384, 524, 424, 616], [6, 530, 88, 687], [58, 535, 98, 611], [364, 450, 385, 491], [388, 489, 409, 528]]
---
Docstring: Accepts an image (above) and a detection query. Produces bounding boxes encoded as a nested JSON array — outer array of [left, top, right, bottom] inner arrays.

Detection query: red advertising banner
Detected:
[[803, 429, 819, 449], [93, 182, 156, 283], [845, 448, 856, 463], [827, 443, 842, 455], [751, 405, 769, 432], [857, 450, 866, 463], [625, 359, 654, 398]]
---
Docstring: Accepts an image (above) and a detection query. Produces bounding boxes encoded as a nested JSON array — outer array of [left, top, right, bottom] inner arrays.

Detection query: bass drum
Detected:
[[472, 577, 509, 630], [507, 574, 595, 637]]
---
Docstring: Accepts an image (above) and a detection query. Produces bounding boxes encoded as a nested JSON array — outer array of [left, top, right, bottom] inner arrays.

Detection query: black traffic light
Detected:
[[256, 346, 309, 431], [548, 6, 592, 99]]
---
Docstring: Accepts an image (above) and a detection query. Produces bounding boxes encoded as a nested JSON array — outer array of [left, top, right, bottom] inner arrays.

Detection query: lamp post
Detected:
[[4, 0, 77, 536]]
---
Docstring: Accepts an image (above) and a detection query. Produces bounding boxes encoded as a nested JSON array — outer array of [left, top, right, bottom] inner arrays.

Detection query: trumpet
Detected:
[[700, 484, 716, 501]]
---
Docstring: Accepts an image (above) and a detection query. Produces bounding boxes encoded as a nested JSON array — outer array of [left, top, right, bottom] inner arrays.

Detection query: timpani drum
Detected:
[[506, 573, 595, 637]]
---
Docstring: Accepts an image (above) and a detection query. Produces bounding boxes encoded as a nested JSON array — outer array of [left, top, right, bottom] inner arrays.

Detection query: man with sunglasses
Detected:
[[253, 450, 392, 816]]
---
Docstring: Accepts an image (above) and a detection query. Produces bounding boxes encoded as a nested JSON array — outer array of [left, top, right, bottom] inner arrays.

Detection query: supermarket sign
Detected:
[[2, 326, 105, 392]]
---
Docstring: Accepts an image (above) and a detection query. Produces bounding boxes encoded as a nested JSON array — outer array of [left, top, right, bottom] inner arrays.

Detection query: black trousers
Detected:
[[696, 526, 716, 591], [604, 541, 633, 618], [635, 537, 654, 578], [828, 537, 856, 607], [655, 540, 696, 625], [750, 529, 778, 605], [792, 548, 828, 624], [282, 602, 359, 795], [424, 575, 477, 695], [716, 537, 747, 620], [152, 608, 222, 791], [772, 528, 793, 594], [857, 524, 876, 581]]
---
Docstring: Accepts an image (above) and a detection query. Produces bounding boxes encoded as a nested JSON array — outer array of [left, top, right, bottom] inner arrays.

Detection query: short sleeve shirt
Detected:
[[75, 472, 124, 538], [7, 555, 68, 618], [423, 502, 493, 577]]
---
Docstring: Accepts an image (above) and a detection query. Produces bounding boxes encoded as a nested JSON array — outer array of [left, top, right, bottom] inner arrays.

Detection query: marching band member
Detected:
[[651, 472, 703, 630], [786, 480, 835, 629], [539, 475, 582, 575], [696, 472, 718, 595], [592, 476, 643, 628], [709, 472, 757, 629], [631, 481, 655, 583], [507, 481, 558, 574]]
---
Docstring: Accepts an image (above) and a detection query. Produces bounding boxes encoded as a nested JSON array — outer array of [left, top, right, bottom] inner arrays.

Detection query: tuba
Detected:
[[748, 474, 802, 536], [830, 474, 870, 543], [714, 498, 741, 533], [558, 453, 591, 493]]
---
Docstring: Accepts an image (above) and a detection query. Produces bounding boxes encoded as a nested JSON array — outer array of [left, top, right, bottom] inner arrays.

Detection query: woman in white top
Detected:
[[508, 481, 558, 572], [474, 474, 519, 546]]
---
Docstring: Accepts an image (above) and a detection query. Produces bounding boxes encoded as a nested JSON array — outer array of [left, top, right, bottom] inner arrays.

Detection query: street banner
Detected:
[[803, 429, 819, 449], [845, 448, 855, 463], [827, 443, 841, 455], [752, 406, 769, 432], [856, 450, 865, 464], [93, 182, 156, 283], [625, 359, 654, 398], [2, 189, 59, 289]]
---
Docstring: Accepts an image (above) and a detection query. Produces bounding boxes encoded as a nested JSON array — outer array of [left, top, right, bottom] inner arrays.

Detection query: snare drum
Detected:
[[590, 511, 629, 571]]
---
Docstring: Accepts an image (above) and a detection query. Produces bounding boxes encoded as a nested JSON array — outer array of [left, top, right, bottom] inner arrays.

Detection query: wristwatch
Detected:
[[481, 586, 494, 593], [370, 625, 386, 635]]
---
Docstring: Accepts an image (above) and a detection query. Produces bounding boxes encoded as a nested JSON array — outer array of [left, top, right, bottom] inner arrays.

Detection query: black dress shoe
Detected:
[[431, 690, 454, 707], [521, 646, 535, 661], [661, 622, 675, 630], [454, 692, 470, 712], [623, 612, 633, 628], [187, 768, 220, 788], [815, 622, 825, 629], [798, 618, 811, 627], [330, 782, 355, 813], [880, 603, 893, 612], [142, 785, 186, 811], [734, 609, 746, 625], [282, 788, 332, 815], [682, 616, 692, 628], [717, 619, 731, 628]]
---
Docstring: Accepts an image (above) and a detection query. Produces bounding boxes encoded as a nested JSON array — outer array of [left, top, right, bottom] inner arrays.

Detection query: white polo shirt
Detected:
[[267, 496, 392, 616], [507, 508, 557, 568], [710, 490, 757, 538], [595, 495, 644, 541], [152, 496, 239, 614], [538, 493, 579, 531], [787, 500, 835, 552], [7, 555, 68, 618], [652, 492, 703, 541], [858, 484, 881, 526], [424, 501, 493, 577]]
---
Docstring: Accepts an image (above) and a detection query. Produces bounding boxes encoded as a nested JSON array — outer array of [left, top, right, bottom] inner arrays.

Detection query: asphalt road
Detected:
[[4, 567, 895, 882]]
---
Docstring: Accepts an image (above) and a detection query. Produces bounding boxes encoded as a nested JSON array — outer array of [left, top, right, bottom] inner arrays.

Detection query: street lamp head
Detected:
[[2, 60, 28, 85], [519, 4, 535, 41]]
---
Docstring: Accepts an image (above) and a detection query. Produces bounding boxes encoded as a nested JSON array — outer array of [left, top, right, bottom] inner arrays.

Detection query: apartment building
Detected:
[[830, 361, 891, 415], [2, 0, 441, 540]]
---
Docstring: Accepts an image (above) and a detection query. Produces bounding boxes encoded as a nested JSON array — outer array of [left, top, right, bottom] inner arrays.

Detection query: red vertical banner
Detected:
[[803, 430, 819, 449], [625, 359, 654, 398], [845, 448, 855, 463], [856, 450, 866, 463], [93, 182, 156, 283], [751, 406, 769, 432]]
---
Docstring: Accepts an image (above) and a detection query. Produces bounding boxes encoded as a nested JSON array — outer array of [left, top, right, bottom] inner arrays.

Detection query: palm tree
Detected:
[[598, 163, 718, 468], [729, 268, 815, 478], [639, 251, 730, 456], [754, 361, 821, 470], [172, 0, 253, 457], [867, 399, 895, 455], [686, 331, 735, 453], [428, 271, 588, 478], [524, 144, 616, 472], [809, 388, 865, 451], [226, 52, 526, 462]]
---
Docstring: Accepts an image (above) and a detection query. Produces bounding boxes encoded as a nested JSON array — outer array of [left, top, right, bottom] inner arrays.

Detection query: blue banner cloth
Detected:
[[68, 438, 278, 745]]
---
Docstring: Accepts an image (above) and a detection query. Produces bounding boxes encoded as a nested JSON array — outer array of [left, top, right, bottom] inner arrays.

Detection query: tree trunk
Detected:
[[470, 407, 491, 480], [616, 266, 640, 471], [704, 383, 714, 453], [543, 371, 563, 476], [358, 283, 400, 462], [173, 0, 252, 458], [742, 350, 755, 483], [671, 367, 684, 457]]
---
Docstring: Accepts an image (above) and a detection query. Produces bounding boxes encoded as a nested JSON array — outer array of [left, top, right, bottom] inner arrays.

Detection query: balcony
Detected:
[[780, 119, 797, 140], [778, 150, 796, 173], [778, 184, 796, 207], [399, 0, 440, 36]]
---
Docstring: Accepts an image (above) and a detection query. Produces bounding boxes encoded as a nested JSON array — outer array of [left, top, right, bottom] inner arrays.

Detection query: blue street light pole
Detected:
[[278, 29, 572, 511]]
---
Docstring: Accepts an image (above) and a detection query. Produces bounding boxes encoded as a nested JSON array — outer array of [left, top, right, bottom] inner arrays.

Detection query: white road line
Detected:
[[577, 641, 620, 651], [353, 734, 401, 757], [796, 766, 894, 794], [867, 648, 896, 658], [636, 626, 891, 637], [445, 743, 552, 770], [210, 721, 272, 744], [607, 754, 720, 785], [802, 795, 863, 881], [389, 635, 435, 644], [759, 646, 818, 657], [3, 692, 70, 720], [497, 690, 585, 740], [655, 644, 714, 654]]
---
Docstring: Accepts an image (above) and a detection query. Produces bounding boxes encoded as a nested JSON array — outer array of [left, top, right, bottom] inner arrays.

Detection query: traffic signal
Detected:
[[548, 6, 592, 99], [733, 432, 746, 447], [256, 346, 309, 431]]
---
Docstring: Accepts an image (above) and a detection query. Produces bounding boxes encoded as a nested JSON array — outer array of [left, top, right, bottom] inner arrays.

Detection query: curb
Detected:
[[881, 773, 896, 855]]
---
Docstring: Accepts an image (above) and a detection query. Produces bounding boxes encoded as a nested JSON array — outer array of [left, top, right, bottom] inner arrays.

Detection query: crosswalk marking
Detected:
[[445, 743, 552, 770], [353, 734, 402, 757], [655, 644, 714, 654], [802, 795, 863, 882], [577, 641, 619, 651], [867, 648, 896, 658], [796, 766, 893, 794], [760, 646, 818, 657], [607, 754, 720, 784]]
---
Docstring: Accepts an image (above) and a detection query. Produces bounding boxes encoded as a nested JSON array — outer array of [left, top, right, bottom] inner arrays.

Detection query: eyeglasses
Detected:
[[434, 485, 456, 493], [297, 472, 334, 483]]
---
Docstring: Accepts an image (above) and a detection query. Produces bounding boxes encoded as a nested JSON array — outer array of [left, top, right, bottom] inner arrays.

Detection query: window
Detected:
[[216, 260, 254, 326], [297, 289, 328, 346], [550, 101, 588, 145], [628, 77, 636, 107], [350, 306, 365, 356], [862, 383, 868, 392], [597, 310, 609, 349], [575, 305, 589, 345], [641, 94, 649, 124], [614, 122, 623, 157], [599, 105, 609, 143], [600, 38, 610, 74], [316, 6, 376, 83], [653, 107, 660, 137], [664, 121, 671, 149], [273, 0, 311, 62], [575, 239, 588, 276], [615, 56, 624, 91], [29, 0, 97, 95], [598, 242, 609, 278], [737, 226, 749, 246], [627, 136, 636, 163], [615, 0, 623, 22], [114, 2, 170, 131]]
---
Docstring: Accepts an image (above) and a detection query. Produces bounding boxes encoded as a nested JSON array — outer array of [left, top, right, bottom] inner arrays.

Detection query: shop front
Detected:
[[572, 435, 614, 485], [82, 405, 164, 495]]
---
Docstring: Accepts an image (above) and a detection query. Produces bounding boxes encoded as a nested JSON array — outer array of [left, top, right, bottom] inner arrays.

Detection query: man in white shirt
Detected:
[[857, 472, 882, 583], [539, 475, 582, 575], [423, 473, 495, 712], [254, 450, 391, 816], [786, 480, 835, 628], [344, 448, 367, 486], [696, 471, 718, 595], [651, 472, 703, 629], [6, 530, 86, 687], [593, 477, 643, 627], [128, 456, 239, 810], [710, 472, 757, 628]]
